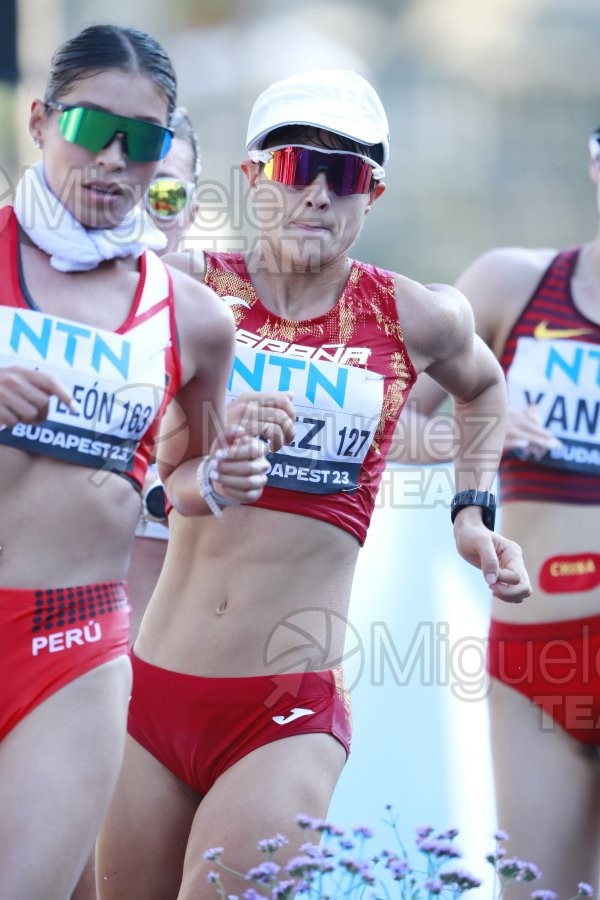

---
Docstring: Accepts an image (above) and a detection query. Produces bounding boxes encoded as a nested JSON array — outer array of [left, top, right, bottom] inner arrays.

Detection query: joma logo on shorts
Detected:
[[31, 620, 102, 656]]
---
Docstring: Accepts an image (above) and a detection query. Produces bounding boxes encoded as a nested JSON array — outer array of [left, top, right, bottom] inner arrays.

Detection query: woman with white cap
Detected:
[[97, 69, 531, 899]]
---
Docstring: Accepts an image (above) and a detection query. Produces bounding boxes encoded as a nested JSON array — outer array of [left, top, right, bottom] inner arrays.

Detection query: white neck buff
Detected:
[[13, 161, 167, 272]]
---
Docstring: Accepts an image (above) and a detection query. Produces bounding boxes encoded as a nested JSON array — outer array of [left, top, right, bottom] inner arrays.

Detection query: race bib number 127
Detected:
[[228, 343, 384, 494]]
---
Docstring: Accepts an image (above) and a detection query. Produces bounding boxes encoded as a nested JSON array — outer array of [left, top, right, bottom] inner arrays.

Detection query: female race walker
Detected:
[[0, 24, 266, 900], [127, 108, 294, 645], [405, 126, 600, 898], [97, 69, 532, 899], [127, 106, 203, 642]]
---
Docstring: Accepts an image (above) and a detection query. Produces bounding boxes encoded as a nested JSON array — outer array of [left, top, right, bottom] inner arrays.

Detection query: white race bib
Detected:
[[0, 306, 170, 473], [229, 342, 384, 493], [507, 335, 600, 474]]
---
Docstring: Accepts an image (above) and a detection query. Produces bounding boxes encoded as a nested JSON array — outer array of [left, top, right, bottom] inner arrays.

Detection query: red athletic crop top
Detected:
[[499, 248, 600, 504], [204, 251, 417, 544], [0, 207, 182, 491]]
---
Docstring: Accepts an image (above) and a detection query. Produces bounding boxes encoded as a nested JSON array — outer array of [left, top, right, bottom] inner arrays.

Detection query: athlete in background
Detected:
[[127, 107, 202, 641], [400, 127, 600, 897]]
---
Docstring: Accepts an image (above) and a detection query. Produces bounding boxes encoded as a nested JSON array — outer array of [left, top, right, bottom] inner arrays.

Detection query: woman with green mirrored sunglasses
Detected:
[[1, 24, 268, 900]]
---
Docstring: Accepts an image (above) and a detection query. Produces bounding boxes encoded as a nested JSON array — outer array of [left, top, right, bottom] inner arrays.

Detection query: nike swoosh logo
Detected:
[[533, 320, 594, 340], [221, 295, 251, 309], [272, 707, 315, 726]]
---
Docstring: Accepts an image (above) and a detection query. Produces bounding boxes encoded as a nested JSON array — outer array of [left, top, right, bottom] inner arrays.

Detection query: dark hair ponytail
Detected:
[[44, 24, 177, 119]]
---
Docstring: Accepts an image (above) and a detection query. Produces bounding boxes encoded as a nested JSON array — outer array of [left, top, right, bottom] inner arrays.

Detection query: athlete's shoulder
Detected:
[[454, 246, 558, 340], [393, 270, 465, 318], [164, 249, 206, 282], [457, 246, 557, 296], [170, 265, 235, 385], [168, 261, 233, 335], [391, 272, 473, 371], [471, 245, 558, 272]]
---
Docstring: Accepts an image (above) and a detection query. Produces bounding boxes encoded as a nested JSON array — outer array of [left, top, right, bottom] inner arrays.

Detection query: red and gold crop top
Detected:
[[0, 207, 182, 491], [500, 248, 600, 504], [204, 251, 417, 544]]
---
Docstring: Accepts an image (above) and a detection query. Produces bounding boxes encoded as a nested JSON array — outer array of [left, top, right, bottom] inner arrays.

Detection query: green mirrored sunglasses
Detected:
[[46, 102, 173, 163]]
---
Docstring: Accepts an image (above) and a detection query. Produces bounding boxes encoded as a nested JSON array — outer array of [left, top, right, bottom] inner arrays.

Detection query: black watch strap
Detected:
[[450, 489, 496, 531], [144, 483, 167, 522]]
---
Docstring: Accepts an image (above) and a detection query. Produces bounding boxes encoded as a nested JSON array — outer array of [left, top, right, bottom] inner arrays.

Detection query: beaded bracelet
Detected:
[[196, 455, 240, 518]]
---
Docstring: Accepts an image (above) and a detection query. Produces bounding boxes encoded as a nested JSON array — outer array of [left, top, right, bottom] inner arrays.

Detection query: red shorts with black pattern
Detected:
[[0, 582, 131, 741], [127, 651, 352, 796]]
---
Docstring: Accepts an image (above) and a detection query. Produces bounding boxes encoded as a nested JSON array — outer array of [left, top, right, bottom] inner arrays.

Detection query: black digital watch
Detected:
[[450, 490, 496, 531], [143, 482, 167, 523]]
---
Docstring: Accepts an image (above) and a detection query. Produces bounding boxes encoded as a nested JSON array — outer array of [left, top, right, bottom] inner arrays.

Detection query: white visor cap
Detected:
[[246, 69, 390, 170]]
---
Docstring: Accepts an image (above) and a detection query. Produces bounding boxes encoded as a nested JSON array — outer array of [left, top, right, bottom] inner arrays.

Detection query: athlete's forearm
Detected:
[[452, 379, 507, 493]]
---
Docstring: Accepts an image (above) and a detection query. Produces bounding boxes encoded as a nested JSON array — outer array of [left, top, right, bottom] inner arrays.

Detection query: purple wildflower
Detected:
[[424, 877, 445, 894], [285, 855, 332, 877], [494, 830, 510, 841], [497, 858, 523, 879], [438, 827, 460, 840], [339, 857, 376, 883], [242, 891, 264, 900], [340, 838, 355, 850], [578, 885, 595, 897], [519, 862, 542, 882], [258, 835, 288, 853], [203, 847, 224, 861], [206, 871, 220, 883], [353, 825, 375, 839], [245, 861, 280, 884], [298, 842, 328, 859], [305, 818, 344, 836], [417, 837, 462, 858], [440, 867, 483, 890], [271, 880, 296, 899], [498, 858, 541, 882], [339, 856, 364, 875], [416, 825, 434, 839], [386, 856, 411, 880], [530, 891, 558, 900]]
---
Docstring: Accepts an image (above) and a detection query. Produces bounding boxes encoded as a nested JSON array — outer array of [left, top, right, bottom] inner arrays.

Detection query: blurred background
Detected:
[[2, 0, 600, 890], [4, 0, 600, 279]]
